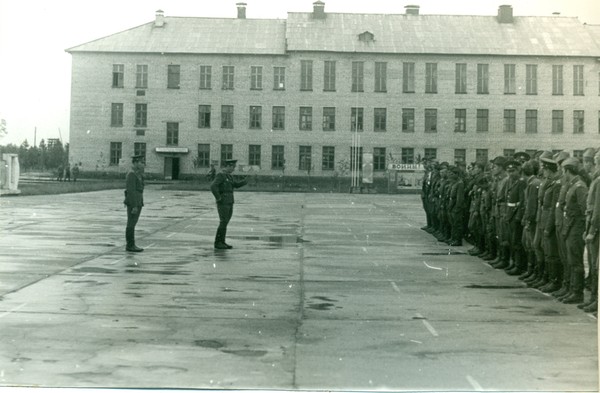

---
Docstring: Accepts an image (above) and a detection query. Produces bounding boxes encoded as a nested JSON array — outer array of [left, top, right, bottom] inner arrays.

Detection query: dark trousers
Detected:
[[215, 203, 233, 245], [126, 206, 142, 247], [586, 233, 599, 301], [565, 224, 586, 296]]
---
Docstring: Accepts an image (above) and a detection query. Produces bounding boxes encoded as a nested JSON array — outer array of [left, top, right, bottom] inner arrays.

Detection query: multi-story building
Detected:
[[66, 2, 600, 179]]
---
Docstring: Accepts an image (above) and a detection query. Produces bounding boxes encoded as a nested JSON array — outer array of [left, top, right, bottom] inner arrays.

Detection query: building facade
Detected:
[[66, 2, 600, 178]]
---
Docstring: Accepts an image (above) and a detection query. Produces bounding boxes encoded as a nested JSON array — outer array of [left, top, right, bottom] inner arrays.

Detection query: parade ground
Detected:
[[0, 187, 598, 392]]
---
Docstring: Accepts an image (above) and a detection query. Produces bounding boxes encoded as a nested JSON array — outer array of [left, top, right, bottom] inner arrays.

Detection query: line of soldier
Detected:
[[421, 147, 600, 316]]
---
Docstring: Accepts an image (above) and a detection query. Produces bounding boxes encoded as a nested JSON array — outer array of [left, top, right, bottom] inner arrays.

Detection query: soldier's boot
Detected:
[[520, 252, 537, 280], [583, 300, 598, 313]]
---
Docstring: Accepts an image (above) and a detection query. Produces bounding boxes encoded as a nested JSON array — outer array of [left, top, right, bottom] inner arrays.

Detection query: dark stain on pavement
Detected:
[[464, 284, 524, 289], [72, 267, 117, 274], [222, 349, 267, 357], [535, 308, 562, 316], [194, 340, 224, 349], [308, 303, 336, 310], [311, 296, 337, 302]]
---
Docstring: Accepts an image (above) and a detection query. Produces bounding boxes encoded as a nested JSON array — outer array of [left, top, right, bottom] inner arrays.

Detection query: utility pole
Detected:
[[34, 127, 37, 147]]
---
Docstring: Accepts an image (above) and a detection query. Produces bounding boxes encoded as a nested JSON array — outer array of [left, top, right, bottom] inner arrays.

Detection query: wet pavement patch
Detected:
[[221, 349, 267, 357], [464, 284, 524, 289], [194, 340, 224, 349], [422, 251, 466, 255], [72, 267, 117, 274], [307, 303, 337, 310]]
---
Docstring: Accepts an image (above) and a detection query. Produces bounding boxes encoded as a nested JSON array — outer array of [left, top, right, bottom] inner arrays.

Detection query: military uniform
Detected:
[[504, 160, 527, 274], [210, 159, 248, 249], [124, 154, 145, 252], [447, 167, 465, 246], [560, 158, 588, 303]]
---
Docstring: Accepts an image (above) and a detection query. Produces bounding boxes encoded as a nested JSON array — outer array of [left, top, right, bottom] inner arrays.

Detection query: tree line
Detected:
[[0, 139, 69, 171]]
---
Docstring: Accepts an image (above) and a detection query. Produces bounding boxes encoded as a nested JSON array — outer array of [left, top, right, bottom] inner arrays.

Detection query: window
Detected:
[[425, 63, 437, 93], [573, 110, 584, 134], [221, 105, 234, 129], [135, 104, 147, 127], [198, 105, 211, 128], [477, 64, 489, 94], [322, 146, 335, 171], [476, 149, 488, 164], [272, 145, 285, 169], [301, 60, 313, 91], [375, 62, 387, 92], [136, 65, 148, 88], [402, 108, 415, 133], [167, 65, 180, 89], [403, 62, 415, 93], [324, 61, 336, 91], [197, 144, 210, 168], [299, 107, 313, 131], [220, 144, 233, 166], [503, 109, 516, 133], [249, 106, 262, 129], [109, 142, 122, 165], [112, 64, 124, 88], [455, 63, 467, 94], [401, 148, 414, 164], [166, 122, 179, 145], [299, 146, 312, 170], [323, 107, 336, 131], [350, 146, 363, 169], [274, 67, 285, 90], [552, 110, 564, 133], [525, 65, 537, 95], [134, 142, 146, 162], [455, 109, 467, 132], [222, 66, 234, 90], [504, 64, 516, 94], [525, 109, 537, 133], [111, 103, 123, 127], [424, 148, 437, 162], [454, 149, 466, 165], [503, 149, 516, 158], [136, 129, 145, 136], [424, 109, 437, 133], [374, 108, 386, 132], [574, 65, 584, 95], [251, 66, 263, 90], [476, 109, 489, 132], [200, 66, 212, 89], [249, 145, 261, 166], [272, 106, 285, 130], [374, 147, 386, 171], [351, 108, 364, 131], [352, 62, 364, 92], [552, 65, 563, 95]]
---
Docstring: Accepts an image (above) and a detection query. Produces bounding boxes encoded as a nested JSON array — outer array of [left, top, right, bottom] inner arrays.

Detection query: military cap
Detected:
[[561, 157, 580, 170], [538, 150, 554, 161], [223, 159, 238, 166], [505, 159, 521, 171], [582, 148, 596, 161], [439, 161, 450, 169], [513, 152, 530, 163], [131, 154, 145, 163], [449, 166, 461, 175], [554, 151, 570, 164], [492, 156, 507, 168], [540, 157, 558, 171]]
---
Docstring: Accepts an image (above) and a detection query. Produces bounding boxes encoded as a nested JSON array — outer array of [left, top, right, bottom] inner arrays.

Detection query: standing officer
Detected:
[[552, 151, 572, 299], [447, 166, 465, 246], [560, 157, 589, 304], [581, 149, 600, 312], [124, 154, 145, 252], [520, 159, 541, 279], [490, 156, 510, 269], [504, 159, 527, 275], [210, 159, 248, 249]]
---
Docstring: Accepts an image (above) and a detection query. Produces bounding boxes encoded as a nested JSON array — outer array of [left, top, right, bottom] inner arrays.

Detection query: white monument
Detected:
[[0, 153, 21, 195]]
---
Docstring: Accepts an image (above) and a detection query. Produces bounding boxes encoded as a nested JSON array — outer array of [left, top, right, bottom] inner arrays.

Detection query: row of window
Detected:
[[113, 62, 593, 95], [112, 103, 598, 135], [108, 143, 590, 172]]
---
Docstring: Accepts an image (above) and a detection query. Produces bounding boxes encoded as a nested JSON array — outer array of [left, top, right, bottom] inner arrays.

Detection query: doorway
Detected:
[[164, 157, 180, 180]]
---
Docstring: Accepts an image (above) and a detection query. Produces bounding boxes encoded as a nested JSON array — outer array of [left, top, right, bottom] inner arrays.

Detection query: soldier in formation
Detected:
[[421, 147, 598, 315]]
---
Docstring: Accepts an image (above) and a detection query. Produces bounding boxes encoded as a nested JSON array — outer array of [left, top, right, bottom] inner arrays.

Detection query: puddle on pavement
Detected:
[[422, 251, 466, 255], [194, 340, 224, 349], [222, 349, 267, 357], [72, 267, 117, 274], [307, 303, 338, 310], [464, 284, 523, 289], [238, 235, 308, 246]]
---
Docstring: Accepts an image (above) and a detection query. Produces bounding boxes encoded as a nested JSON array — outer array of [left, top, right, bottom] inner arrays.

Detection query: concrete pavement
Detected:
[[0, 187, 597, 391]]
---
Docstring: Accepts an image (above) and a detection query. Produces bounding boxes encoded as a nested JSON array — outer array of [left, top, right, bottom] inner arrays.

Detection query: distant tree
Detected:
[[47, 140, 64, 169], [38, 139, 47, 170]]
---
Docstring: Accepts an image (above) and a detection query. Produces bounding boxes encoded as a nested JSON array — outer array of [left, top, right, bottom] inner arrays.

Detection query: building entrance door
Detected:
[[164, 157, 180, 180]]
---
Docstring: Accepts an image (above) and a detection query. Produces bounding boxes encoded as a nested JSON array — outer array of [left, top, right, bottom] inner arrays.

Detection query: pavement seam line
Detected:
[[0, 303, 27, 318]]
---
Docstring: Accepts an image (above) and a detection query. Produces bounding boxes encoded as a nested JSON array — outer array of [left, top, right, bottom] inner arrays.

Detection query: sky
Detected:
[[0, 0, 599, 147]]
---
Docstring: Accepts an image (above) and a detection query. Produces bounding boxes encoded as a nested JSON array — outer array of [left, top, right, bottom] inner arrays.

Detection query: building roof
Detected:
[[286, 13, 600, 56], [66, 17, 287, 55], [66, 11, 600, 57]]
